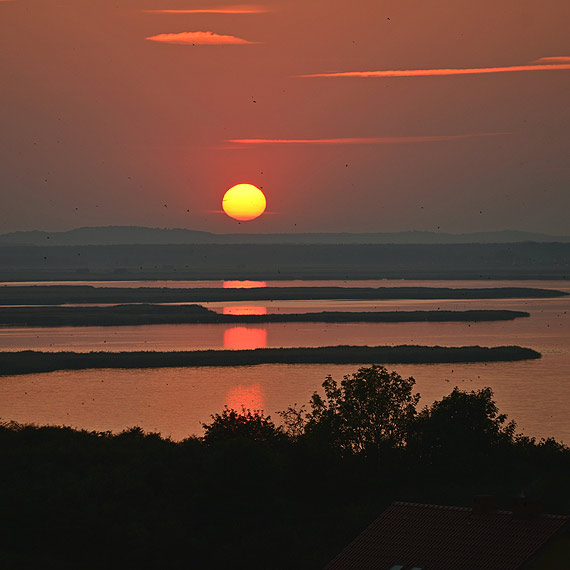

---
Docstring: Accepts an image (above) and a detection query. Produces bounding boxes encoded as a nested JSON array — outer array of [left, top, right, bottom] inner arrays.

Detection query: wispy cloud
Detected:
[[146, 31, 258, 45], [143, 5, 270, 14], [299, 58, 570, 78], [227, 133, 507, 146], [532, 56, 570, 64]]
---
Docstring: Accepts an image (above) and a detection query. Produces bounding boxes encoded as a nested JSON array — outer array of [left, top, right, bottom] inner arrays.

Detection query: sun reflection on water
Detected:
[[222, 305, 268, 316], [223, 327, 267, 350], [223, 280, 267, 289], [226, 384, 264, 412]]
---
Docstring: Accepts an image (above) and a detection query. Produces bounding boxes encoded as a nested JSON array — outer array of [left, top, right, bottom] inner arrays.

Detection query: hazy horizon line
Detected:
[[2, 226, 569, 238]]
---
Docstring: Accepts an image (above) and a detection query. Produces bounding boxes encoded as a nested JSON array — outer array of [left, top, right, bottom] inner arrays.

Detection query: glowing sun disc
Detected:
[[222, 183, 266, 221]]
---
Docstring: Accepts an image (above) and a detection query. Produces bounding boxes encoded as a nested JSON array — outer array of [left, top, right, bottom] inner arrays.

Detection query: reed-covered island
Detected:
[[0, 345, 541, 375], [0, 284, 566, 305], [0, 304, 530, 327]]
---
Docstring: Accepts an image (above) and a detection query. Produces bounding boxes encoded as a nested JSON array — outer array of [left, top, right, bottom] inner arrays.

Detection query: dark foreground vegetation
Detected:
[[0, 345, 540, 375], [0, 284, 566, 305], [0, 304, 529, 327], [1, 366, 568, 569]]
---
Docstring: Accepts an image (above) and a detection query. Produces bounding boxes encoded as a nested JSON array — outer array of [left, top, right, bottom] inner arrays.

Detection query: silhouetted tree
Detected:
[[409, 387, 516, 461], [304, 365, 420, 454]]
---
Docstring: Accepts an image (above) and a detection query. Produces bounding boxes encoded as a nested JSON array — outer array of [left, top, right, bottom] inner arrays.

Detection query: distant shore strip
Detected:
[[0, 306, 530, 327], [0, 285, 566, 306], [0, 345, 541, 375]]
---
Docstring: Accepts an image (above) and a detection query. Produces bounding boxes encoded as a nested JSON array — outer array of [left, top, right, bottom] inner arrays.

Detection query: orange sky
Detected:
[[1, 0, 569, 234]]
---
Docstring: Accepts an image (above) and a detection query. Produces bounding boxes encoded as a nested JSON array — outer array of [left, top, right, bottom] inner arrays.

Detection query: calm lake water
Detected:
[[0, 280, 568, 442]]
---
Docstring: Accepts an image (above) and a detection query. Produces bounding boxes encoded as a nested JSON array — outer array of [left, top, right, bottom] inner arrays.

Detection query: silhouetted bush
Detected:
[[203, 407, 286, 445]]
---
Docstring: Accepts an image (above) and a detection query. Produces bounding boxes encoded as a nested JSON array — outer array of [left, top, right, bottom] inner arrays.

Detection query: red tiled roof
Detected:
[[325, 501, 569, 570]]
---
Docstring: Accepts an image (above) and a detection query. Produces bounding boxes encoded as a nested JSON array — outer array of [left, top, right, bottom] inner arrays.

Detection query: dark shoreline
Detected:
[[1, 242, 569, 281], [0, 305, 530, 327], [0, 285, 566, 305], [0, 345, 541, 375]]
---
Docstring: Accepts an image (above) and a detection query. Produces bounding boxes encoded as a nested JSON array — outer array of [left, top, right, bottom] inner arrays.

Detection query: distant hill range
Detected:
[[1, 226, 569, 246]]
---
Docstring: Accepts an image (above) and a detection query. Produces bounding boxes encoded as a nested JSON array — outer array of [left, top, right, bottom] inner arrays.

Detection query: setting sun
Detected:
[[222, 183, 266, 221]]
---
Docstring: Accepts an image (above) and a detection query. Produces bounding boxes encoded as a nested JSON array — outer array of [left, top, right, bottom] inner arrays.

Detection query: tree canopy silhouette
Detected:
[[202, 406, 285, 444], [409, 386, 517, 460], [304, 365, 420, 453]]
